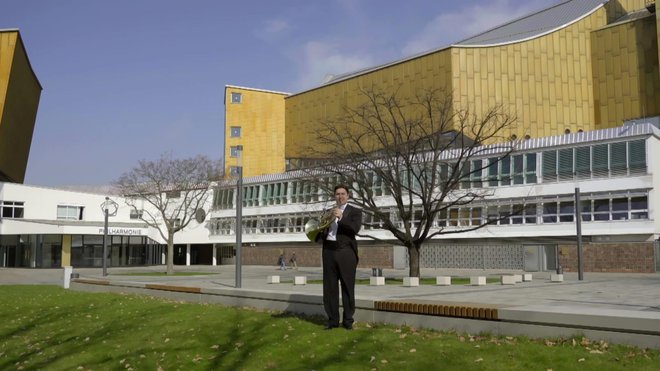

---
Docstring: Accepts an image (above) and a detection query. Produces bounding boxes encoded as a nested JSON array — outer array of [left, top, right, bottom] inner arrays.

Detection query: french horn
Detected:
[[304, 209, 336, 241]]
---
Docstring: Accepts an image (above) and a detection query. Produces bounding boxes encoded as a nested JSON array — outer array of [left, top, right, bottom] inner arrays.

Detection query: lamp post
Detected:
[[100, 197, 118, 276], [574, 187, 584, 280], [235, 145, 243, 288]]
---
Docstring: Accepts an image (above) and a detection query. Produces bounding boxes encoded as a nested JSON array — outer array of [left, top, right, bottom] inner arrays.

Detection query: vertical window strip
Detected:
[[542, 151, 557, 183], [628, 140, 646, 174], [610, 142, 627, 175]]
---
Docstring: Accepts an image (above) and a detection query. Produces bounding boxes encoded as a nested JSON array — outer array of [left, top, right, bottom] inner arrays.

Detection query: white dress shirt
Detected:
[[326, 204, 347, 241]]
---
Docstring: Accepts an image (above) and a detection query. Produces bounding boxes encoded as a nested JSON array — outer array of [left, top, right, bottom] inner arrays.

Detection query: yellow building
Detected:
[[285, 0, 660, 161], [224, 85, 288, 177], [226, 0, 660, 176], [0, 29, 42, 183]]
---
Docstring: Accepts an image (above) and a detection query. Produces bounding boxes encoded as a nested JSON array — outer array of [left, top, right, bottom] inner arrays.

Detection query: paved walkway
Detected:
[[2, 265, 660, 349]]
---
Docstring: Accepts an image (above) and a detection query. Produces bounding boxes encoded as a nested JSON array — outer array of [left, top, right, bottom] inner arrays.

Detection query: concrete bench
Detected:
[[550, 273, 564, 282], [470, 276, 486, 286], [266, 275, 280, 284], [294, 276, 307, 285], [501, 275, 516, 285], [436, 276, 451, 286], [403, 277, 419, 287], [370, 276, 385, 286], [513, 274, 523, 283], [523, 273, 533, 282]]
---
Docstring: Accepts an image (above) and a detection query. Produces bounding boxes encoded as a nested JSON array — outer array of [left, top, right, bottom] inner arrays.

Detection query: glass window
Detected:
[[230, 146, 242, 157], [525, 153, 537, 184], [542, 202, 557, 223], [486, 206, 499, 225], [230, 126, 242, 138], [592, 144, 608, 177], [487, 158, 498, 187], [611, 197, 628, 220], [575, 146, 590, 178], [628, 140, 646, 174], [500, 156, 511, 185], [511, 204, 524, 224], [630, 196, 648, 219], [593, 199, 610, 221], [229, 166, 241, 176], [610, 142, 627, 175], [448, 208, 459, 226], [558, 148, 573, 180], [579, 199, 592, 222], [498, 205, 511, 225], [0, 201, 24, 218], [57, 205, 84, 220], [470, 208, 482, 226], [524, 204, 537, 224], [512, 155, 524, 184], [231, 92, 242, 104], [542, 150, 556, 182], [129, 209, 143, 220], [559, 201, 574, 222], [470, 160, 482, 188]]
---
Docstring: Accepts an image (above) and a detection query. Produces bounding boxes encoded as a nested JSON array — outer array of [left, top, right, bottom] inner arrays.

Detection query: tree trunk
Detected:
[[408, 243, 421, 277], [166, 232, 175, 275]]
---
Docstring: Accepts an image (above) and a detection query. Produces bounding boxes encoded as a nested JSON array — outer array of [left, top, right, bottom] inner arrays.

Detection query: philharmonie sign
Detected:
[[97, 227, 144, 236]]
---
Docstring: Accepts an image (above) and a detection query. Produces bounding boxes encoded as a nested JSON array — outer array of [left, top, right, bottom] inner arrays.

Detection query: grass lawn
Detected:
[[1, 285, 658, 370]]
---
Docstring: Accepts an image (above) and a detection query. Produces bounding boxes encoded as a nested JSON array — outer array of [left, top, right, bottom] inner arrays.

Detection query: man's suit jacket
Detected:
[[318, 204, 362, 261]]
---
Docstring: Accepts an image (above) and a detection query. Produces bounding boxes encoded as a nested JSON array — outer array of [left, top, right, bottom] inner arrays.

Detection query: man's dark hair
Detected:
[[334, 184, 350, 194]]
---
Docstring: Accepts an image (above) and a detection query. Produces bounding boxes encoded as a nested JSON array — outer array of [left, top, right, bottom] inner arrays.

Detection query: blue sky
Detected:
[[2, 0, 557, 187]]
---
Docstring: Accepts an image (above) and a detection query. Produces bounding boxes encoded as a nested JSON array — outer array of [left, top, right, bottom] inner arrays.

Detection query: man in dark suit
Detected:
[[317, 184, 362, 330]]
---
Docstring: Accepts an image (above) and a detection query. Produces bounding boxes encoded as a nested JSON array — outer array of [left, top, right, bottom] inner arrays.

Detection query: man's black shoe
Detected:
[[342, 323, 353, 330], [324, 324, 339, 330]]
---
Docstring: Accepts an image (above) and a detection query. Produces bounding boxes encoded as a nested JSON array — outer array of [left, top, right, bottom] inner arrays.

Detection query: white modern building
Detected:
[[3, 120, 659, 272]]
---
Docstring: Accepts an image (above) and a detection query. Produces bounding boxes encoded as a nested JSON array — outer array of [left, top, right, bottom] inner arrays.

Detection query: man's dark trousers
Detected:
[[322, 241, 357, 328]]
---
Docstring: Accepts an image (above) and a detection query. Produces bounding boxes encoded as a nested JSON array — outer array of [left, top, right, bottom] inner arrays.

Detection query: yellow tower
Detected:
[[0, 29, 42, 183], [224, 85, 288, 178]]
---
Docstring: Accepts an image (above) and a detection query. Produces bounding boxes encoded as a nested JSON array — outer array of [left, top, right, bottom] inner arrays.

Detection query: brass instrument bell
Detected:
[[304, 209, 335, 241]]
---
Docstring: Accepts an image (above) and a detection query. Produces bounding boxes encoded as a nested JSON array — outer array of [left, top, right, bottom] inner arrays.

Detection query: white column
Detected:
[[212, 245, 217, 266], [186, 244, 191, 266]]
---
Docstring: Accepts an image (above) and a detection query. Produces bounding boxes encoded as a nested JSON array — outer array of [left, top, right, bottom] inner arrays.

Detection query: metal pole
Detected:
[[102, 197, 109, 277], [575, 187, 584, 280], [235, 165, 243, 288]]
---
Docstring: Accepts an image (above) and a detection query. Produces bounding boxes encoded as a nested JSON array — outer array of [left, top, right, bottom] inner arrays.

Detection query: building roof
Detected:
[[294, 0, 607, 95], [455, 0, 606, 47], [225, 85, 289, 96]]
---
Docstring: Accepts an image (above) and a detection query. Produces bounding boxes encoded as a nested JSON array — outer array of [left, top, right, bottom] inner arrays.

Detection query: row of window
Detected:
[[209, 193, 650, 235], [213, 177, 340, 209], [213, 139, 648, 209], [1, 201, 88, 221], [541, 140, 645, 182], [209, 214, 310, 235]]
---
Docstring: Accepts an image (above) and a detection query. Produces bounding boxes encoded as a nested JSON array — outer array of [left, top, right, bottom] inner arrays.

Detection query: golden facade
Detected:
[[284, 0, 659, 161], [224, 86, 287, 177], [225, 1, 659, 176], [0, 30, 42, 183]]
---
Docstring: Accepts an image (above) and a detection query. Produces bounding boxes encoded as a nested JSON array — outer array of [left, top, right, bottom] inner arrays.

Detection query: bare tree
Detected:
[[114, 153, 222, 275], [302, 87, 519, 277]]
